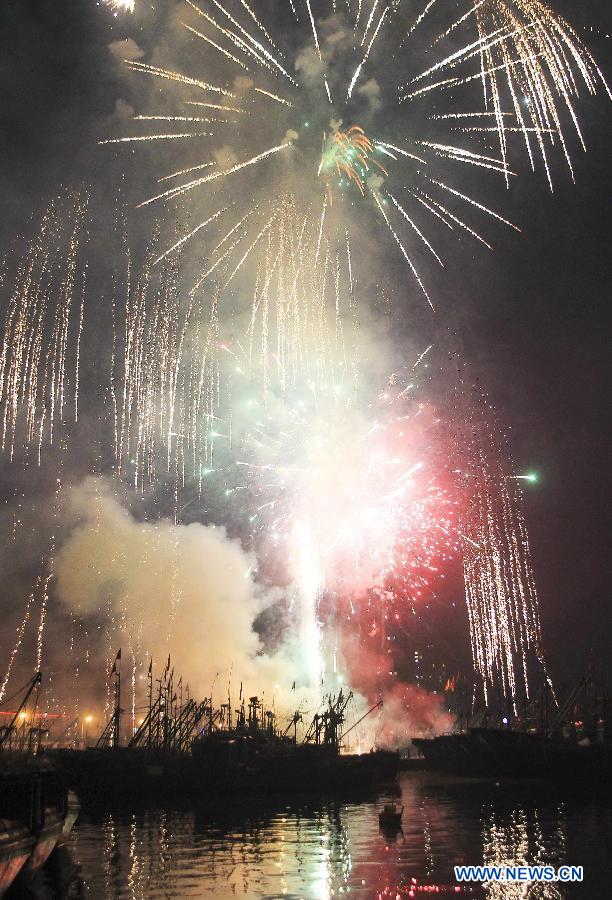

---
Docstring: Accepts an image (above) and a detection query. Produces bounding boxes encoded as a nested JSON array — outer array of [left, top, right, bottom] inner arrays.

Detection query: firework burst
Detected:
[[104, 0, 135, 13], [318, 125, 387, 203], [103, 0, 609, 308]]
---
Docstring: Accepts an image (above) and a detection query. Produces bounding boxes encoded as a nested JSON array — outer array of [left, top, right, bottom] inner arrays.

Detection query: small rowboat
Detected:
[[378, 802, 404, 829]]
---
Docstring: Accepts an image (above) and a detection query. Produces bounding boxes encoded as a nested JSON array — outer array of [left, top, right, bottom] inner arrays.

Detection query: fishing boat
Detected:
[[0, 673, 79, 897], [378, 802, 403, 829], [0, 816, 31, 898], [413, 673, 612, 781], [0, 765, 75, 897]]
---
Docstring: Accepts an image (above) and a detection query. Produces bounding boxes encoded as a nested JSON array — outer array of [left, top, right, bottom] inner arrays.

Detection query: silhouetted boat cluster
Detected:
[[413, 673, 612, 780], [44, 655, 399, 804], [413, 726, 612, 780]]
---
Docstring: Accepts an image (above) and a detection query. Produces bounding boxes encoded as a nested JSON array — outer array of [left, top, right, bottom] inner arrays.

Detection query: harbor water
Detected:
[[65, 772, 612, 898]]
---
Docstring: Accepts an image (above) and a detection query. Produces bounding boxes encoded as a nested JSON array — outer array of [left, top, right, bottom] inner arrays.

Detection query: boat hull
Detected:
[[50, 745, 399, 804], [413, 728, 612, 780], [0, 767, 74, 898]]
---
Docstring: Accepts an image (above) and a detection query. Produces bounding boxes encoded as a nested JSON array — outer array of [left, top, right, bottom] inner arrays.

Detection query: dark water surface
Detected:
[[67, 773, 612, 898]]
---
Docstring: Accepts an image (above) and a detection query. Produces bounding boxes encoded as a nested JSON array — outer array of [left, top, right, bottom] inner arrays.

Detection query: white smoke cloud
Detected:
[[367, 172, 385, 192], [112, 98, 135, 120], [294, 13, 353, 85], [319, 13, 353, 55], [213, 144, 239, 169], [356, 77, 382, 113], [295, 45, 323, 83], [108, 37, 144, 62], [233, 75, 254, 94], [55, 478, 321, 716]]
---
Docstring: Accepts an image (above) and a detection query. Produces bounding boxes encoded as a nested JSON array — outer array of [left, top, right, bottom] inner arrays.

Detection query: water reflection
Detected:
[[64, 774, 608, 898], [482, 804, 566, 899]]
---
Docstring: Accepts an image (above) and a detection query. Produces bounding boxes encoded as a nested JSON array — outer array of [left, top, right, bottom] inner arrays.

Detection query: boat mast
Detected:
[[0, 671, 42, 751], [147, 658, 153, 750], [113, 649, 122, 748]]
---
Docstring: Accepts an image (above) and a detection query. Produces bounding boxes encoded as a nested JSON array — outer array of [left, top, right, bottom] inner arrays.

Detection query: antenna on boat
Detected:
[[227, 664, 233, 731], [113, 648, 122, 748], [96, 649, 123, 749], [339, 699, 383, 746]]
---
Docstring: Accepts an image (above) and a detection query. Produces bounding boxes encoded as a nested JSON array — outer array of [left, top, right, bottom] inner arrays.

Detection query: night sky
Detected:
[[1, 0, 611, 698]]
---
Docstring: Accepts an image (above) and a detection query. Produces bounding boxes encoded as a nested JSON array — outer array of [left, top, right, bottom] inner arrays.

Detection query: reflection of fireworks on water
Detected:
[[103, 0, 609, 305], [482, 802, 567, 899]]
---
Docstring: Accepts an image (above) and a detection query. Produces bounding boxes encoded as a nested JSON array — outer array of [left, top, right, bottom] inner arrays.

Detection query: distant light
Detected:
[[502, 716, 509, 725], [85, 715, 93, 723]]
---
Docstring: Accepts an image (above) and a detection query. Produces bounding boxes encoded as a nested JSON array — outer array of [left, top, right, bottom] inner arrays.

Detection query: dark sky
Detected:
[[0, 0, 611, 693]]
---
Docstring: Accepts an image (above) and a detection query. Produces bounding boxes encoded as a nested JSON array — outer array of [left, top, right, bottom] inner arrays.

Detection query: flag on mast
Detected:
[[110, 648, 121, 677]]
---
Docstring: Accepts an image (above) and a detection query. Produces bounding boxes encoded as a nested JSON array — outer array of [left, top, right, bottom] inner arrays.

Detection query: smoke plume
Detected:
[[55, 477, 320, 716]]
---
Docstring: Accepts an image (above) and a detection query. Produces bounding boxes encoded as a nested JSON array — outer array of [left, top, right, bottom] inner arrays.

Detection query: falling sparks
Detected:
[[456, 386, 544, 707], [373, 193, 434, 311], [254, 88, 294, 107], [0, 579, 39, 704], [135, 143, 293, 208], [347, 4, 389, 99], [0, 191, 89, 463], [104, 0, 135, 12], [151, 207, 228, 267]]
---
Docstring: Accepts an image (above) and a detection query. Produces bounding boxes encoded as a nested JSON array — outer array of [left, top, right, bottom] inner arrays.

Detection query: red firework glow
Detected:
[[240, 386, 460, 625], [294, 408, 459, 615]]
